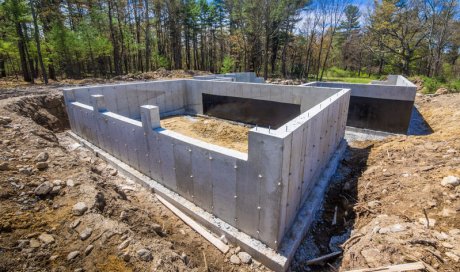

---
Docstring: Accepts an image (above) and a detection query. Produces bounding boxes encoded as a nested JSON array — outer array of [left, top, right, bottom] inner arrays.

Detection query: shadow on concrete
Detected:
[[291, 144, 373, 271], [407, 107, 433, 135]]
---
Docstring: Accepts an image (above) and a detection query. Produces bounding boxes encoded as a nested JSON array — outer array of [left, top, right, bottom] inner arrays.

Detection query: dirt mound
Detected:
[[161, 115, 250, 153], [5, 94, 69, 132], [267, 78, 305, 85], [112, 69, 210, 81]]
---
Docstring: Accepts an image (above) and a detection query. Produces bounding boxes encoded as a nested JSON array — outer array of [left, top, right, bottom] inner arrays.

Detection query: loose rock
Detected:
[[0, 116, 12, 125], [34, 182, 52, 197], [67, 251, 80, 261], [118, 239, 131, 250], [441, 176, 460, 187], [72, 202, 88, 216], [70, 219, 81, 229], [137, 248, 153, 262], [0, 162, 9, 171], [84, 244, 94, 255], [35, 152, 49, 162], [51, 186, 61, 195], [238, 252, 252, 264], [79, 228, 93, 241], [29, 238, 40, 248], [230, 254, 241, 265], [38, 233, 55, 245], [36, 162, 48, 170]]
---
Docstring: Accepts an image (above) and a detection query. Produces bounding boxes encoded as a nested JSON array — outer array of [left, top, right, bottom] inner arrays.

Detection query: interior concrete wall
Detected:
[[63, 80, 350, 250], [303, 80, 416, 101], [67, 80, 187, 120], [302, 76, 416, 134], [186, 80, 340, 115]]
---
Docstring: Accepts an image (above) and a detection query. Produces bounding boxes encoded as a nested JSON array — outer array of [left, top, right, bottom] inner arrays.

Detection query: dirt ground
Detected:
[[161, 115, 250, 153], [1, 77, 459, 272]]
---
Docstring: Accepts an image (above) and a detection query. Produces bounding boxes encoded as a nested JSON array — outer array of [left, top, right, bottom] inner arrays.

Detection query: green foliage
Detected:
[[220, 56, 235, 73], [446, 79, 460, 93], [417, 76, 460, 94], [152, 52, 170, 69]]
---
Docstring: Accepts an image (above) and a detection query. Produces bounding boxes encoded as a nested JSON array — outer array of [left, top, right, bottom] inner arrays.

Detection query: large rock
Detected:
[[34, 182, 53, 196], [441, 176, 460, 187], [72, 202, 88, 216], [137, 248, 153, 262]]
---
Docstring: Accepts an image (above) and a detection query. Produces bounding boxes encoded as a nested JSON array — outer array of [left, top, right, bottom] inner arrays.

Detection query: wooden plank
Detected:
[[345, 261, 427, 272], [156, 195, 230, 254]]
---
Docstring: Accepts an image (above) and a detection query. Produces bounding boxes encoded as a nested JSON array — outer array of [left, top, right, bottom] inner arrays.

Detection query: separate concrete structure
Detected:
[[63, 80, 350, 270], [194, 72, 265, 83], [303, 75, 416, 134]]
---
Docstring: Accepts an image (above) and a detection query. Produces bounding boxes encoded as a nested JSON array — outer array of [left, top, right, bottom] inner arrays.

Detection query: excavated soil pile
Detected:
[[161, 115, 250, 153], [5, 94, 69, 132]]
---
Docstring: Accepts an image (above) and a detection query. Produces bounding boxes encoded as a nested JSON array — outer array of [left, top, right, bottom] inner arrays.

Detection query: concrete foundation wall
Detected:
[[302, 75, 416, 134], [63, 80, 350, 250]]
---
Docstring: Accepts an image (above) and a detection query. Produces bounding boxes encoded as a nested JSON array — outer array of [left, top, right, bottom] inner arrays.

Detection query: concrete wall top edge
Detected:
[[302, 80, 416, 102], [158, 128, 248, 161], [62, 78, 189, 91]]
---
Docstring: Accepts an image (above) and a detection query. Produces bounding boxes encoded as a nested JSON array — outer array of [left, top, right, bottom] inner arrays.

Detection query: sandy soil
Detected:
[[1, 77, 459, 272], [161, 115, 250, 153]]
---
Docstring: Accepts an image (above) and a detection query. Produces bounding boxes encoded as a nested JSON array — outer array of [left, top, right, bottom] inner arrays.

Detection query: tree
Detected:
[[29, 0, 47, 83], [369, 0, 428, 75]]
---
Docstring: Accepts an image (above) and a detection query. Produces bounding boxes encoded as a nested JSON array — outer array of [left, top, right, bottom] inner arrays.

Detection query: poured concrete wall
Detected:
[[303, 75, 416, 133], [63, 80, 349, 250]]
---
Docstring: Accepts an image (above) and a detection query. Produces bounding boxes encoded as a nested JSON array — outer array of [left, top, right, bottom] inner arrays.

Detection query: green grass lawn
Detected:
[[321, 76, 376, 84]]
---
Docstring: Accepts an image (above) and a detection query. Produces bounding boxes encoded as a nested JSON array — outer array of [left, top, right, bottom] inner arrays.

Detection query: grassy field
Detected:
[[321, 76, 376, 84]]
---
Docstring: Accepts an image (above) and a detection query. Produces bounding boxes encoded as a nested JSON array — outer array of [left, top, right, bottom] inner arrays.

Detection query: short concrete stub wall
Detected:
[[302, 75, 416, 134], [63, 79, 349, 268]]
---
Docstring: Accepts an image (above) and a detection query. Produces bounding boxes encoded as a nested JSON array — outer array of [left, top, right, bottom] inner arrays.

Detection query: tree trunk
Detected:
[[108, 0, 121, 75], [16, 22, 32, 82], [30, 0, 48, 84], [144, 0, 151, 71], [0, 59, 6, 77]]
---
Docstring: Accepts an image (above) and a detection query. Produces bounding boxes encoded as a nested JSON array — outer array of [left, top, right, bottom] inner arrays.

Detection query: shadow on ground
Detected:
[[408, 107, 433, 135], [291, 144, 373, 271]]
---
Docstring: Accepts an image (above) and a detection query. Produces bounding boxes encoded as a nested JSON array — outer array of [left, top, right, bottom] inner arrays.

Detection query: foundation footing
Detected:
[[67, 131, 347, 271]]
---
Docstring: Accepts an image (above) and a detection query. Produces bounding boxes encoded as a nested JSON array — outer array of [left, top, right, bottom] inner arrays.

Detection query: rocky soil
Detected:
[[1, 78, 459, 272], [0, 82, 262, 272], [292, 93, 460, 271]]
